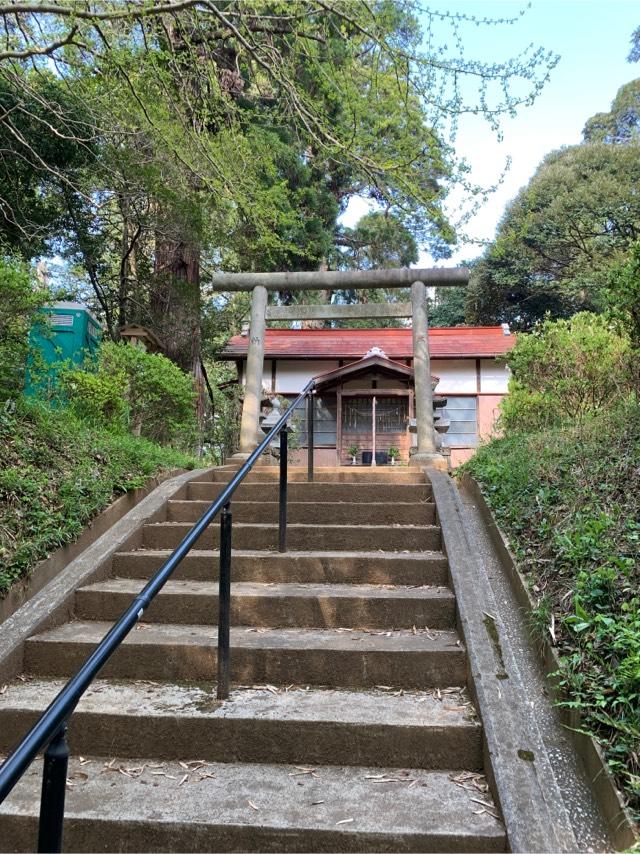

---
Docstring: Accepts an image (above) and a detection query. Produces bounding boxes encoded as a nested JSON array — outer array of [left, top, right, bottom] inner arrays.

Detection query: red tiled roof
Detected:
[[221, 327, 515, 360]]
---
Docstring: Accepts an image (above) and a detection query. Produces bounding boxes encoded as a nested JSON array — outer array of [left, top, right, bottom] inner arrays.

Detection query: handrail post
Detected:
[[307, 393, 314, 483], [278, 427, 288, 553], [217, 504, 232, 700], [37, 723, 69, 854]]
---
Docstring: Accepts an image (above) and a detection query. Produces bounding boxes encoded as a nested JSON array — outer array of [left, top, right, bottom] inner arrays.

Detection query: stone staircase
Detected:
[[0, 467, 506, 852]]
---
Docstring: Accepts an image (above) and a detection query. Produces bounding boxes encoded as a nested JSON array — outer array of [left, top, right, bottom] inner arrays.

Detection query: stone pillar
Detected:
[[410, 280, 444, 468], [236, 285, 268, 458]]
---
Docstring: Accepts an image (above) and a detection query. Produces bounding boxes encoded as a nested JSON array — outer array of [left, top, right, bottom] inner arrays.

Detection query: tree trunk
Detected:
[[301, 260, 331, 329], [152, 236, 201, 370], [151, 235, 207, 446]]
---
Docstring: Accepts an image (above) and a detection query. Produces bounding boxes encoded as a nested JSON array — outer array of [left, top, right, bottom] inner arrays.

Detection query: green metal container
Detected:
[[25, 301, 102, 396]]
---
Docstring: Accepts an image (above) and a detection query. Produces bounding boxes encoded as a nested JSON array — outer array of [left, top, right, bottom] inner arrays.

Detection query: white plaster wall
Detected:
[[240, 356, 509, 394], [480, 359, 510, 393], [275, 360, 339, 393], [431, 360, 477, 394]]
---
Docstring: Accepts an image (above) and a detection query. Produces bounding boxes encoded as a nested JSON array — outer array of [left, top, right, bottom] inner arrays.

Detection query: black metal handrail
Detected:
[[0, 379, 316, 852]]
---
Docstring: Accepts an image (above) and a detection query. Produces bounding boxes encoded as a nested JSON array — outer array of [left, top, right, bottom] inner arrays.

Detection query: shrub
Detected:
[[62, 342, 197, 446], [606, 241, 640, 348], [0, 255, 48, 400], [60, 361, 128, 426], [501, 312, 635, 432], [0, 399, 196, 594], [203, 360, 243, 464]]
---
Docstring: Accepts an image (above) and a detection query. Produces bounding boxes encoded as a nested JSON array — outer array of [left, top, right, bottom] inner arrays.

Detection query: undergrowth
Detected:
[[462, 401, 640, 827], [0, 399, 196, 595]]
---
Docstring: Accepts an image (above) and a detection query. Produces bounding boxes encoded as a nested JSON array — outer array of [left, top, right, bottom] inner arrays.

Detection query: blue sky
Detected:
[[344, 0, 639, 265]]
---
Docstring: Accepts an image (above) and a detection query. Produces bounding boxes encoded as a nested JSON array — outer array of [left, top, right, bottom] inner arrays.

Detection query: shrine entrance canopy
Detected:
[[210, 267, 469, 468]]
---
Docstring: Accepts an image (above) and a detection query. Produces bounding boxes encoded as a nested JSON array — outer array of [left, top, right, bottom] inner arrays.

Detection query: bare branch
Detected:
[[0, 23, 77, 61]]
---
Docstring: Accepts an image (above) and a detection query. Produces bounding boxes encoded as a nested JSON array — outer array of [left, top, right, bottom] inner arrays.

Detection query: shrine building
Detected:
[[221, 325, 515, 468]]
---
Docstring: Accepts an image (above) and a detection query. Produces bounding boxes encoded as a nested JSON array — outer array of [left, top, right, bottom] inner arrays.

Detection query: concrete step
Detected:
[[211, 468, 427, 484], [0, 756, 505, 853], [112, 549, 449, 586], [24, 622, 466, 688], [75, 579, 456, 629], [188, 481, 432, 503], [142, 522, 441, 552], [167, 500, 436, 526], [0, 680, 481, 770]]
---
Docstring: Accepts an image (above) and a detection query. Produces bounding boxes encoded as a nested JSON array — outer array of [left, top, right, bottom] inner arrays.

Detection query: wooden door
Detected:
[[341, 397, 372, 464], [340, 395, 409, 464], [375, 397, 409, 461]]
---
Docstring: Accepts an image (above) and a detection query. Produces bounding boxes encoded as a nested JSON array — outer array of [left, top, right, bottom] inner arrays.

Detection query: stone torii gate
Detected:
[[210, 267, 469, 467]]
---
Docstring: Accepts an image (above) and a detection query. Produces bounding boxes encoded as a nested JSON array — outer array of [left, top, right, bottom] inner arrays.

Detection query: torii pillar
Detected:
[[236, 285, 268, 458], [409, 280, 444, 468]]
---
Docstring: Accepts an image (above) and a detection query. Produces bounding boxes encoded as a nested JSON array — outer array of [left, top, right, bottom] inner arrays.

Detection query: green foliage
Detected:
[[203, 360, 243, 465], [467, 143, 640, 329], [0, 2, 559, 360], [0, 255, 48, 400], [428, 286, 467, 328], [337, 212, 419, 271], [60, 361, 128, 426], [0, 71, 94, 257], [583, 78, 640, 144], [321, 212, 419, 329], [605, 241, 640, 347], [500, 313, 635, 431], [220, 126, 339, 274], [498, 386, 551, 433], [61, 342, 196, 446], [0, 399, 196, 595], [630, 25, 640, 63], [463, 401, 640, 824]]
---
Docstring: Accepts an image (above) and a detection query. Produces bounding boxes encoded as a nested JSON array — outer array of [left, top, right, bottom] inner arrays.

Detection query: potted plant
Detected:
[[388, 446, 400, 466], [347, 444, 359, 465]]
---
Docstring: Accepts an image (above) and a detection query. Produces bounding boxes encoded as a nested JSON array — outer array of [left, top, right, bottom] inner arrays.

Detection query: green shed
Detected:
[[25, 301, 102, 396]]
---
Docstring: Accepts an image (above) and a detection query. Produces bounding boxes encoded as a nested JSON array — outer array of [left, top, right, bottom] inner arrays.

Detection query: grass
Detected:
[[0, 399, 197, 595], [462, 401, 640, 827]]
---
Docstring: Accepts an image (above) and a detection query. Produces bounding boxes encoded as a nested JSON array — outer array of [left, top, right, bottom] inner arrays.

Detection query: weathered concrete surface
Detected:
[[0, 469, 207, 685], [112, 549, 449, 586], [0, 758, 502, 853], [410, 280, 437, 463], [211, 468, 426, 484], [237, 284, 268, 456], [75, 579, 456, 629], [211, 265, 469, 291], [457, 476, 623, 850], [168, 499, 436, 526], [24, 622, 466, 687], [188, 481, 432, 503], [0, 463, 508, 853], [142, 522, 441, 552], [0, 681, 481, 770], [429, 469, 613, 852]]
